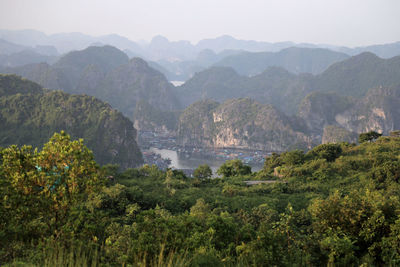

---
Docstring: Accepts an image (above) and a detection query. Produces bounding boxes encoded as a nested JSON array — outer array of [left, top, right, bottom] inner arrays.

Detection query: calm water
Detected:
[[170, 80, 185, 87], [149, 147, 263, 174]]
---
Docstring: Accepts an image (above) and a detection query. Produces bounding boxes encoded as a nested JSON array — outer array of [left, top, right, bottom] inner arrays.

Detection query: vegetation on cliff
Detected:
[[0, 74, 142, 168], [178, 98, 311, 151]]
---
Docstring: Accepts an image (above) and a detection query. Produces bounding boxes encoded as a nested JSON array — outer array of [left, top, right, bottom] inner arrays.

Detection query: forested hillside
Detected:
[[0, 74, 143, 168], [1, 131, 400, 265]]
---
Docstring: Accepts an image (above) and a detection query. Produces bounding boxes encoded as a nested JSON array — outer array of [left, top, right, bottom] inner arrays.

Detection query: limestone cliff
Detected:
[[334, 86, 400, 135], [303, 86, 400, 142], [322, 125, 358, 144], [177, 99, 219, 147], [298, 92, 352, 135], [177, 98, 312, 151]]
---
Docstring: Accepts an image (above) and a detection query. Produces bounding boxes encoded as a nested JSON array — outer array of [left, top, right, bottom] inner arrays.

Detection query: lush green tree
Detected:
[[263, 152, 282, 173], [217, 159, 251, 178], [358, 131, 382, 143], [307, 143, 342, 162], [194, 164, 212, 179], [309, 189, 400, 265], [2, 131, 400, 265], [280, 150, 305, 166], [1, 131, 104, 243], [190, 198, 211, 220]]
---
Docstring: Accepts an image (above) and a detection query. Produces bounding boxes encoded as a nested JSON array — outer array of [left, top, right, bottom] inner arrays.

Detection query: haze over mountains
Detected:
[[3, 0, 400, 263], [2, 29, 400, 80], [1, 45, 180, 121], [1, 29, 400, 153]]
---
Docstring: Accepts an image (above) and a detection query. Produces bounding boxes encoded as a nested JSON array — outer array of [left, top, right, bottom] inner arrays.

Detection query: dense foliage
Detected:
[[1, 132, 400, 266]]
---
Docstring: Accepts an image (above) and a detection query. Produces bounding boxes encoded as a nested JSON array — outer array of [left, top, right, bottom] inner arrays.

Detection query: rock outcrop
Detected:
[[322, 125, 358, 144], [302, 85, 400, 143], [177, 98, 312, 151], [298, 92, 352, 135], [334, 86, 400, 135]]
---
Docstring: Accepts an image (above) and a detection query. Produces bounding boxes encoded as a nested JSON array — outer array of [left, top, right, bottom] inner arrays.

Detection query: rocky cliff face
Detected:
[[177, 86, 400, 150], [178, 98, 312, 151], [301, 86, 400, 143], [177, 99, 219, 147], [298, 92, 352, 135], [322, 125, 358, 144], [334, 86, 400, 135], [0, 74, 143, 168]]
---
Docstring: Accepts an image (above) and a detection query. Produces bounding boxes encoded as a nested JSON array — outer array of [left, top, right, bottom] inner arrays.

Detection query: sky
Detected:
[[0, 0, 399, 47]]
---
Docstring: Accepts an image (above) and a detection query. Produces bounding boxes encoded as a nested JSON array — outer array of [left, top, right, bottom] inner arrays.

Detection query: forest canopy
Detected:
[[1, 132, 400, 266]]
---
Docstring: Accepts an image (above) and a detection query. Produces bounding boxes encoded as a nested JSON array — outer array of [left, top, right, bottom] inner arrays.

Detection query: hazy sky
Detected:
[[1, 0, 399, 47]]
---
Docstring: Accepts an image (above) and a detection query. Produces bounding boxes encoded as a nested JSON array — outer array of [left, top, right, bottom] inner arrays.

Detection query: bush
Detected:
[[217, 159, 251, 178], [194, 164, 212, 179], [308, 143, 342, 162]]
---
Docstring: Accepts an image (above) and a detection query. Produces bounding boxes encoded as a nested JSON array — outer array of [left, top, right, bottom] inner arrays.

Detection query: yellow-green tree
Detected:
[[1, 131, 104, 241]]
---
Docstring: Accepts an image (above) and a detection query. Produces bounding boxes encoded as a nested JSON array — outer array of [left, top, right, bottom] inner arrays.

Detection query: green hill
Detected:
[[0, 74, 143, 168]]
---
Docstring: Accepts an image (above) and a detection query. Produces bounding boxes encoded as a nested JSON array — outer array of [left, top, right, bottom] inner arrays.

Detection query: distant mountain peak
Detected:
[[352, 51, 381, 60], [129, 57, 149, 66], [151, 35, 169, 45]]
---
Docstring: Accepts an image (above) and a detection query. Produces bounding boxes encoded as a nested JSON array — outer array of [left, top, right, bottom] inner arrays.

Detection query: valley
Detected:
[[138, 130, 266, 173], [2, 39, 400, 173], [1, 26, 400, 266]]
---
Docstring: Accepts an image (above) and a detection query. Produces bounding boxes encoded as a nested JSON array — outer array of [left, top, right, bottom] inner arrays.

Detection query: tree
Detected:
[[194, 164, 212, 179], [309, 189, 399, 264], [217, 159, 251, 178], [1, 131, 104, 240], [308, 143, 342, 162], [190, 198, 210, 220], [263, 152, 282, 172], [358, 131, 382, 143]]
